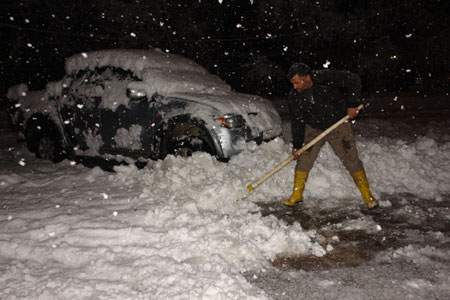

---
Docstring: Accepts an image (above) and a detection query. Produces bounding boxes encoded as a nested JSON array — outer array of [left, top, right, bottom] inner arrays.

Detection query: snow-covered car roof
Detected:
[[66, 49, 209, 78], [65, 49, 232, 96]]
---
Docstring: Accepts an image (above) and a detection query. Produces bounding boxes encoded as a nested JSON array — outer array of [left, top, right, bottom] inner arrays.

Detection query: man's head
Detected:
[[287, 62, 313, 93]]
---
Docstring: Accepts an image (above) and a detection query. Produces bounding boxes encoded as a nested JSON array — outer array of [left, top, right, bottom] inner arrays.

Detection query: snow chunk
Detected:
[[7, 84, 28, 100]]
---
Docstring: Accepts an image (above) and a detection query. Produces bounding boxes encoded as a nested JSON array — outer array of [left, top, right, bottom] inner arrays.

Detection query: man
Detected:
[[283, 62, 378, 209]]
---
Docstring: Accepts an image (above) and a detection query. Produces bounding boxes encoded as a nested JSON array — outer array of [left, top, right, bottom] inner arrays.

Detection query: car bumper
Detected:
[[212, 125, 281, 159]]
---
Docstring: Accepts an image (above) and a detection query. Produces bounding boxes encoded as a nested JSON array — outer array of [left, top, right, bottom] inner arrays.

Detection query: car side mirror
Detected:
[[126, 88, 147, 100]]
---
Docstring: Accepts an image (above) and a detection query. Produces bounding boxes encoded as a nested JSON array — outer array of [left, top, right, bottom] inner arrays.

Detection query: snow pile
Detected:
[[0, 138, 325, 300], [113, 125, 143, 150], [360, 135, 450, 199]]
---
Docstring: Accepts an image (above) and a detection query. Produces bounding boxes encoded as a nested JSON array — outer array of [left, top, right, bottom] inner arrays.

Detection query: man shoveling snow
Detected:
[[284, 62, 378, 210]]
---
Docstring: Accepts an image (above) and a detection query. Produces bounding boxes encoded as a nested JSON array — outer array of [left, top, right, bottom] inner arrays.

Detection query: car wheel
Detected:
[[36, 135, 56, 161], [174, 145, 193, 157], [170, 135, 216, 158], [26, 121, 66, 163], [163, 121, 216, 159], [172, 137, 203, 157]]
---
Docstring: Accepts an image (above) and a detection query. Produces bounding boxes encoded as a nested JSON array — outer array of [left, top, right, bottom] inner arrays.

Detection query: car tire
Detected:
[[168, 133, 215, 158], [171, 137, 205, 157], [26, 120, 66, 163], [36, 134, 65, 163], [161, 120, 217, 159]]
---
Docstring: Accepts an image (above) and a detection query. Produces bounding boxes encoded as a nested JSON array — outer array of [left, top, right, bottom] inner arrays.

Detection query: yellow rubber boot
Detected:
[[282, 171, 309, 206], [351, 170, 379, 209]]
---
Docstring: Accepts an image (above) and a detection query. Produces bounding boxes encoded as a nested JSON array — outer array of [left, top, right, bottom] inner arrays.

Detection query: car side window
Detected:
[[89, 67, 107, 87], [99, 67, 139, 110], [71, 70, 89, 88], [69, 70, 93, 100], [75, 69, 104, 100], [111, 67, 138, 81]]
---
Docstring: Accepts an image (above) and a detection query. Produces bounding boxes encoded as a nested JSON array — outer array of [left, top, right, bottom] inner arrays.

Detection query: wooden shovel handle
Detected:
[[247, 104, 363, 191]]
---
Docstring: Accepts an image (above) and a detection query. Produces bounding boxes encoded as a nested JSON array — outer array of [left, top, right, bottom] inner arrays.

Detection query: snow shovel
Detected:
[[247, 104, 364, 191]]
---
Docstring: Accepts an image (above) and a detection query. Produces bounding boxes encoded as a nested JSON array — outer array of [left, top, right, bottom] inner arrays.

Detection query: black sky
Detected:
[[1, 0, 449, 96]]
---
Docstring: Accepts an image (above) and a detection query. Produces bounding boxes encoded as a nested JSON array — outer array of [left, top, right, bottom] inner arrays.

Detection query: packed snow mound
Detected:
[[114, 146, 327, 258], [357, 134, 450, 199]]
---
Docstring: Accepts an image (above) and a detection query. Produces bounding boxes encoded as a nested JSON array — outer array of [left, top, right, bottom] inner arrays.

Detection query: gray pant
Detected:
[[295, 122, 364, 174]]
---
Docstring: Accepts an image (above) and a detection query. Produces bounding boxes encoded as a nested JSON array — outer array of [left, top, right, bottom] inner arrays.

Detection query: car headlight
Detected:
[[214, 114, 246, 129]]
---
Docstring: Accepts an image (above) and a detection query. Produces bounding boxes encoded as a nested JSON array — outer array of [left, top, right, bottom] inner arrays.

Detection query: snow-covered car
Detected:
[[6, 49, 282, 163]]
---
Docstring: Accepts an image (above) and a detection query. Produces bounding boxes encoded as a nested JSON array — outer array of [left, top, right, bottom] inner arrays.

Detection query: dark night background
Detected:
[[1, 0, 449, 98]]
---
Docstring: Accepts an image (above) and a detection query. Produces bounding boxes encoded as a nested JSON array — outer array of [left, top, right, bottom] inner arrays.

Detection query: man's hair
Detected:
[[287, 62, 310, 79]]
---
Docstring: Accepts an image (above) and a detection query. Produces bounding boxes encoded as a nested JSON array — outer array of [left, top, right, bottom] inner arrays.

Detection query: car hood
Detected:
[[167, 91, 282, 135]]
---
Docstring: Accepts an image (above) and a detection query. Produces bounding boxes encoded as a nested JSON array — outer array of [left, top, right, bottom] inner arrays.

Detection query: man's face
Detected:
[[290, 74, 312, 93]]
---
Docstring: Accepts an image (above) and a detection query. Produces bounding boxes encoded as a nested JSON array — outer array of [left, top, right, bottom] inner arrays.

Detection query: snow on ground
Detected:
[[1, 117, 450, 299]]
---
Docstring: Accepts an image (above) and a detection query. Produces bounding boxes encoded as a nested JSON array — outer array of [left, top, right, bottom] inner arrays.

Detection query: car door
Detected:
[[60, 69, 103, 151], [99, 67, 158, 157]]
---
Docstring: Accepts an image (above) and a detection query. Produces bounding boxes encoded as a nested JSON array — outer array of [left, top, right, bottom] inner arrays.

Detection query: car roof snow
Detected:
[[65, 49, 207, 79]]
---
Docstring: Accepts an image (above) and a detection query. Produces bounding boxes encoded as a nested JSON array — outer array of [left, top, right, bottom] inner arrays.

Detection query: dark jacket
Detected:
[[288, 69, 362, 148]]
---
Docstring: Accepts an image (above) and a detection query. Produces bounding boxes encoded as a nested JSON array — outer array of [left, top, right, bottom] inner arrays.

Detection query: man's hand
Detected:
[[292, 148, 301, 159], [347, 107, 359, 119]]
